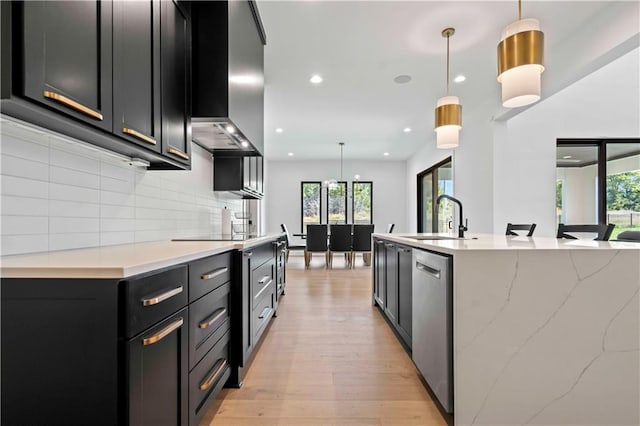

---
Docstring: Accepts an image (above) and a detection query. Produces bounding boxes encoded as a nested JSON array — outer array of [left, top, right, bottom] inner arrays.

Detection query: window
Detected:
[[417, 158, 453, 232], [352, 181, 373, 224], [301, 181, 321, 232], [326, 181, 347, 224], [557, 139, 640, 239]]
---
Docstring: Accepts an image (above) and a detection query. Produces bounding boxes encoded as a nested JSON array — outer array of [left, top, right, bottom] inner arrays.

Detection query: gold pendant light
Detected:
[[435, 27, 462, 149], [497, 0, 545, 108]]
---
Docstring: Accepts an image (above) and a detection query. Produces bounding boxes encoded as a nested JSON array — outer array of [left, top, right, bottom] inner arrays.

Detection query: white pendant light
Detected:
[[497, 0, 545, 108], [435, 28, 462, 149]]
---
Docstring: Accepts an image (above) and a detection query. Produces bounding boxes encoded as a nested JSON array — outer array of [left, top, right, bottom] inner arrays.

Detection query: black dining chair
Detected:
[[387, 223, 395, 233], [328, 224, 353, 269], [506, 223, 537, 236], [351, 224, 374, 268], [305, 224, 329, 268], [281, 223, 305, 262], [556, 223, 615, 241], [614, 230, 640, 242]]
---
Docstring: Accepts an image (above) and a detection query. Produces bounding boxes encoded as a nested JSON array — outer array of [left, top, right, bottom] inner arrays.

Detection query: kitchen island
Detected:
[[373, 233, 639, 426]]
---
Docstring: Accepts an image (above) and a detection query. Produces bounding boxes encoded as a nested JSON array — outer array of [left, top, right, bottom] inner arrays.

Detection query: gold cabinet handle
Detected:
[[43, 90, 103, 121], [201, 267, 228, 281], [199, 358, 227, 391], [122, 128, 156, 145], [198, 307, 227, 329], [141, 286, 183, 307], [254, 278, 272, 301], [168, 147, 189, 160], [142, 317, 183, 346]]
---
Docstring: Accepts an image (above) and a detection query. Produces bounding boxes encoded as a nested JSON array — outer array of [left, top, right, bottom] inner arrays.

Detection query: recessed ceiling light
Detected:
[[225, 125, 235, 133], [275, 128, 283, 133], [383, 152, 390, 156], [309, 74, 323, 84], [562, 155, 572, 159], [240, 141, 249, 148], [454, 75, 466, 83], [403, 127, 412, 133], [287, 152, 294, 156], [394, 75, 412, 84]]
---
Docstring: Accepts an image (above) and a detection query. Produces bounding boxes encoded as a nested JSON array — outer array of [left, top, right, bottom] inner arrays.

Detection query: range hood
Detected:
[[190, 1, 266, 155]]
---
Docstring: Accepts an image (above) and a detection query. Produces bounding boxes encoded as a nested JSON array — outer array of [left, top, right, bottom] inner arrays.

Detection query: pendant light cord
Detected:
[[518, 0, 522, 20], [446, 33, 450, 95]]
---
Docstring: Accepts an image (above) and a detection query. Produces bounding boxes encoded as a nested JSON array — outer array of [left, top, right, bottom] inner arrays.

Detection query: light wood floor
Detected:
[[201, 254, 448, 426]]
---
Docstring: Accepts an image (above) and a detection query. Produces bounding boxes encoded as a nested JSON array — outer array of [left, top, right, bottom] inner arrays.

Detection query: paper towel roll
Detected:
[[221, 207, 232, 236]]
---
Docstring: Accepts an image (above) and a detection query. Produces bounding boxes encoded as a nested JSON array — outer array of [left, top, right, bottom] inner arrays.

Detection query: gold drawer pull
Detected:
[[43, 90, 103, 120], [201, 267, 228, 281], [254, 279, 272, 301], [258, 307, 272, 320], [199, 358, 227, 391], [141, 286, 183, 306], [123, 127, 156, 145], [198, 307, 227, 329], [142, 317, 183, 346], [168, 147, 189, 160]]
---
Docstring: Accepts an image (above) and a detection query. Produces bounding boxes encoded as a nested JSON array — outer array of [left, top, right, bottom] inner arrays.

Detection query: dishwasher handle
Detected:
[[415, 261, 441, 279]]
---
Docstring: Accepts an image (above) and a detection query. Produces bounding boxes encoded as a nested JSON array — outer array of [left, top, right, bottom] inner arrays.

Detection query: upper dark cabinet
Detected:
[[22, 1, 113, 131], [161, 0, 191, 166], [213, 155, 263, 199], [190, 1, 266, 155], [113, 0, 161, 152]]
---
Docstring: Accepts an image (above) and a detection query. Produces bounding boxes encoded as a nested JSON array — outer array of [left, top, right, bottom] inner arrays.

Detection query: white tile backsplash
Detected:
[[0, 117, 242, 255]]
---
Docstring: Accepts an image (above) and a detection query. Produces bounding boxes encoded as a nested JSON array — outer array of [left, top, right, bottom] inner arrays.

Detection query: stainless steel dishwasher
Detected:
[[412, 249, 453, 414]]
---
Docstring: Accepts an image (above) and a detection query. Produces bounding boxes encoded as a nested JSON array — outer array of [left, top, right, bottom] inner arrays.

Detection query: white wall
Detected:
[[406, 101, 495, 234], [0, 117, 241, 256], [494, 47, 640, 237], [265, 159, 406, 242], [557, 166, 597, 224]]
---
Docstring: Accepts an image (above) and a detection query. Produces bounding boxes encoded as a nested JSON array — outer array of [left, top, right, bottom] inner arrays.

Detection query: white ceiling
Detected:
[[258, 1, 615, 161]]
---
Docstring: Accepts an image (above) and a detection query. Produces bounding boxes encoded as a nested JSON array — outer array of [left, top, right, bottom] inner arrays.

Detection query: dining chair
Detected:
[[556, 223, 615, 241], [305, 224, 329, 268], [351, 224, 375, 268], [614, 230, 640, 242], [506, 223, 537, 236], [328, 224, 353, 269], [280, 223, 305, 262], [387, 223, 395, 233]]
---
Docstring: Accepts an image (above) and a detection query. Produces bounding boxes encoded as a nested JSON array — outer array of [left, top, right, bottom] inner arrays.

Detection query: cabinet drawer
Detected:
[[245, 241, 275, 269], [252, 281, 275, 344], [122, 265, 188, 338], [189, 329, 230, 426], [189, 252, 232, 302], [252, 260, 274, 310], [189, 282, 231, 369]]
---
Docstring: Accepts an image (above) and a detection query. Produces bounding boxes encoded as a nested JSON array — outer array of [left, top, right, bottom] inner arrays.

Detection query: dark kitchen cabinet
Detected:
[[113, 0, 161, 152], [2, 1, 192, 170], [373, 238, 386, 308], [22, 0, 113, 131], [373, 238, 413, 350], [229, 239, 280, 387], [213, 155, 264, 199], [127, 308, 188, 426], [396, 245, 413, 348], [161, 0, 191, 165], [385, 242, 398, 323]]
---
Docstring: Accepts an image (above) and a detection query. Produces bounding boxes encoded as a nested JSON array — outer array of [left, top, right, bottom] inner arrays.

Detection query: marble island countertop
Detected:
[[374, 232, 640, 255], [0, 233, 284, 279]]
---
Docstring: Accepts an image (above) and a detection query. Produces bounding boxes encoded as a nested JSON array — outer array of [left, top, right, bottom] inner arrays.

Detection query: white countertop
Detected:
[[0, 233, 284, 279], [373, 233, 640, 255]]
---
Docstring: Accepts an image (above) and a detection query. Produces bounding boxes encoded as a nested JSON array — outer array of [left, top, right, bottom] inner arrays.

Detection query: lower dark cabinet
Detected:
[[127, 308, 189, 426], [373, 238, 413, 350]]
